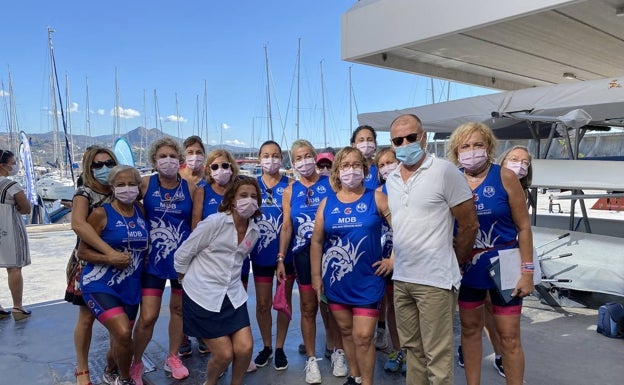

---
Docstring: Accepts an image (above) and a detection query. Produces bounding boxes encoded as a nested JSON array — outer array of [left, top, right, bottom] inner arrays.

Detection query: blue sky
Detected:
[[1, 1, 495, 150]]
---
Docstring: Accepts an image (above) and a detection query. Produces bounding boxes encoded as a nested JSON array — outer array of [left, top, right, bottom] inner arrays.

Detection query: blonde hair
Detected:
[[204, 149, 239, 185], [497, 145, 533, 190], [447, 122, 497, 166], [330, 147, 369, 192], [291, 139, 316, 158]]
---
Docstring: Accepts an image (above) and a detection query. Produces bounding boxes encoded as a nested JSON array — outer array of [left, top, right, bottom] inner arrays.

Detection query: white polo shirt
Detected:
[[386, 154, 473, 290], [174, 212, 259, 312]]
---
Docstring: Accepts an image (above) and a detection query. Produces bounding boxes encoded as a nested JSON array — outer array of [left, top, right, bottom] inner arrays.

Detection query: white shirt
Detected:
[[174, 212, 259, 312], [386, 154, 473, 290]]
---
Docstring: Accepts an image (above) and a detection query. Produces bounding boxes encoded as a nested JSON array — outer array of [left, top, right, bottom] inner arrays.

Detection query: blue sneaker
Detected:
[[178, 336, 192, 357], [384, 350, 405, 373], [457, 345, 464, 368], [401, 357, 407, 375]]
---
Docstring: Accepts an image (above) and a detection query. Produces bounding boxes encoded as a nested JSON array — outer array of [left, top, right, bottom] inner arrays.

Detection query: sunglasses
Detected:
[[391, 133, 421, 146], [265, 187, 274, 206], [317, 164, 331, 170], [210, 162, 231, 171], [305, 187, 314, 206], [91, 160, 116, 169]]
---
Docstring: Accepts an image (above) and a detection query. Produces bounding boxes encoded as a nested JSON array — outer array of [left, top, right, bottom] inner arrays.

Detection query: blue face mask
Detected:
[[93, 166, 113, 185], [395, 142, 424, 166]]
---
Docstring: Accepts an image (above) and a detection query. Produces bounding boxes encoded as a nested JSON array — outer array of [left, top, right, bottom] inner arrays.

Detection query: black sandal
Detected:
[[0, 308, 10, 319], [11, 307, 32, 321]]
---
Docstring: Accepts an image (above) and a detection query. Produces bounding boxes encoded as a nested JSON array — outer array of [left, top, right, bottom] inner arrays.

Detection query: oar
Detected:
[[536, 233, 570, 249], [539, 253, 573, 262]]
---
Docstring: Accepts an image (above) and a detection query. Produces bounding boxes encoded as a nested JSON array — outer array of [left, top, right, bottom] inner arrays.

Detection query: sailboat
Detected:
[[36, 27, 76, 202]]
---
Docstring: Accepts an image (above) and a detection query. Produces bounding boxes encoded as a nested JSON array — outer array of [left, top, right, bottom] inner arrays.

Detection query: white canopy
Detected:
[[359, 75, 624, 139]]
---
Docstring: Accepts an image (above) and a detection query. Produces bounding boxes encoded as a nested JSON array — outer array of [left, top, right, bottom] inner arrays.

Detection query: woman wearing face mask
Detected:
[[249, 141, 296, 371], [448, 122, 533, 385], [315, 152, 334, 177], [132, 138, 196, 384], [78, 165, 148, 385], [179, 135, 206, 187], [373, 148, 405, 374], [65, 146, 125, 385], [310, 147, 391, 385], [174, 177, 261, 385], [0, 150, 32, 321], [498, 146, 533, 201], [351, 125, 380, 189], [276, 139, 333, 385]]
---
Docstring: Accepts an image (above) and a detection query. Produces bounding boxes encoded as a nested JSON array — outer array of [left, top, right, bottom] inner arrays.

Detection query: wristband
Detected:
[[277, 253, 285, 263]]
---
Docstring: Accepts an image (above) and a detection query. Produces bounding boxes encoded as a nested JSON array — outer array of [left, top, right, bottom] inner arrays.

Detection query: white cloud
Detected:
[[110, 106, 140, 119], [221, 123, 230, 130], [69, 102, 79, 113], [96, 109, 106, 116], [165, 115, 188, 123], [210, 139, 218, 144], [0, 89, 9, 97], [225, 139, 245, 146]]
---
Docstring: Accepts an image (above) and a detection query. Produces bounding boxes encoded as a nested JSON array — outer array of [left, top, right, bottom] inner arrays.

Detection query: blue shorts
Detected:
[[293, 247, 312, 288], [457, 286, 522, 315], [142, 272, 183, 297], [82, 291, 140, 324]]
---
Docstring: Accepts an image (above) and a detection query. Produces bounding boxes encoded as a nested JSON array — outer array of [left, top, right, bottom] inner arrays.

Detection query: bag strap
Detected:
[[0, 180, 18, 204]]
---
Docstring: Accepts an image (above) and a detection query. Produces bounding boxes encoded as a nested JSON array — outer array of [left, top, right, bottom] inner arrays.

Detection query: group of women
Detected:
[[2, 118, 531, 385]]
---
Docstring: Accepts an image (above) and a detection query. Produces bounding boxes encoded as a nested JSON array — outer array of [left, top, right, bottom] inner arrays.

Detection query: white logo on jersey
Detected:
[[331, 207, 340, 214], [483, 186, 495, 198], [322, 236, 367, 286], [256, 214, 282, 251], [209, 198, 218, 205], [316, 185, 327, 194], [356, 202, 367, 213]]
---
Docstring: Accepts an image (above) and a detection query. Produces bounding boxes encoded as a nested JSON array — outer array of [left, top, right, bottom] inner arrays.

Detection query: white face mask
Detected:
[[8, 164, 19, 176], [261, 157, 281, 174], [235, 197, 258, 219], [185, 155, 204, 171]]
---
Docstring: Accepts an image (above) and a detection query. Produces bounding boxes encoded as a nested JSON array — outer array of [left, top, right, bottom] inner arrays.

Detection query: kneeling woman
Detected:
[[78, 165, 148, 385], [174, 177, 261, 385]]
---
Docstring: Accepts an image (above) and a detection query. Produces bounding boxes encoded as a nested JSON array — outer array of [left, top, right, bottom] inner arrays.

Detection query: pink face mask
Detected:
[[261, 158, 281, 174], [235, 197, 258, 219], [506, 161, 529, 179], [356, 142, 376, 159], [211, 167, 233, 186], [185, 155, 204, 171], [379, 162, 398, 180], [115, 185, 140, 204], [339, 168, 364, 189], [459, 149, 488, 172], [157, 157, 180, 177], [294, 158, 316, 178]]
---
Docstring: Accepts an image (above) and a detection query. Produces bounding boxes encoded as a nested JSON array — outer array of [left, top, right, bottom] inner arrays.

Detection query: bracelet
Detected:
[[277, 253, 285, 263]]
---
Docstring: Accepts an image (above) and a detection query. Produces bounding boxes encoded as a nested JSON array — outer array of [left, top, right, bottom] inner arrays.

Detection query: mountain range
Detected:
[[0, 126, 258, 166]]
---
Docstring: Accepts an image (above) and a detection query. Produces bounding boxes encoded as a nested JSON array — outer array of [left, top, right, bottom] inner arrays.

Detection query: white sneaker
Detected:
[[374, 327, 389, 350], [305, 356, 322, 384], [331, 349, 348, 377]]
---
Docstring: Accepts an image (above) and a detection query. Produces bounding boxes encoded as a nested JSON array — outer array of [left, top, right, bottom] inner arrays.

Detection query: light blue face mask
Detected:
[[395, 142, 424, 166], [93, 166, 113, 185]]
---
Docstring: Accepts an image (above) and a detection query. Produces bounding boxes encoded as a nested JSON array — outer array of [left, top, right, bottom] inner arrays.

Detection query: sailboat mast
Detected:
[[264, 44, 274, 141], [48, 28, 59, 168], [154, 89, 162, 136], [65, 74, 75, 167], [203, 80, 208, 145], [349, 66, 353, 137], [141, 89, 147, 165], [320, 60, 327, 149], [85, 77, 92, 146], [114, 67, 121, 141], [296, 38, 301, 139]]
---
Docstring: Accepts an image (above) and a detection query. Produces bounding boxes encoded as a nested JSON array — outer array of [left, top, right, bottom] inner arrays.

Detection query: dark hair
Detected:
[[258, 140, 282, 157], [0, 150, 14, 164], [218, 176, 262, 218], [350, 125, 377, 145], [183, 135, 205, 153]]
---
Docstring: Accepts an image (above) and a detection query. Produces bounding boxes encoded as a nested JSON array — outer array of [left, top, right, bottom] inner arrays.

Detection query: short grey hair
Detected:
[[107, 165, 141, 186]]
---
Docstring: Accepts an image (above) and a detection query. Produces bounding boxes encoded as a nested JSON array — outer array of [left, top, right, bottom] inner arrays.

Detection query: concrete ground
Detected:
[[1, 229, 623, 384]]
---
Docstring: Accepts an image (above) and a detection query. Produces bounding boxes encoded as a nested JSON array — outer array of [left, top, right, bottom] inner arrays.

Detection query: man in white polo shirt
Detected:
[[386, 114, 478, 385]]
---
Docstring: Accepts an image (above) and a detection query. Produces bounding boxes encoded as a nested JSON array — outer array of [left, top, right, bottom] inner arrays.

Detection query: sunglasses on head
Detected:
[[91, 160, 116, 169], [391, 133, 421, 146], [265, 187, 274, 205], [210, 162, 231, 171]]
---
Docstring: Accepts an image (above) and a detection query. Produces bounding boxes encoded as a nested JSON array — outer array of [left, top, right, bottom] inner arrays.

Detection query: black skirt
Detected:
[[182, 291, 250, 339]]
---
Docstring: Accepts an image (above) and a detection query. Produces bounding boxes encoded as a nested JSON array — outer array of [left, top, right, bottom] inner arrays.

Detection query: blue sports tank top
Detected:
[[462, 164, 518, 289], [364, 164, 381, 190], [251, 175, 292, 266], [201, 183, 224, 219], [144, 174, 193, 279], [81, 203, 149, 305], [289, 175, 332, 254], [322, 189, 384, 305]]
